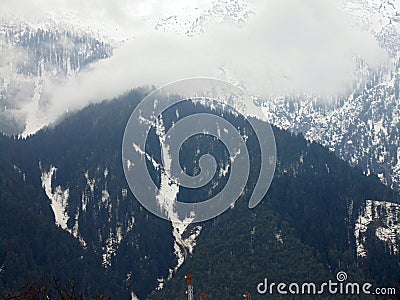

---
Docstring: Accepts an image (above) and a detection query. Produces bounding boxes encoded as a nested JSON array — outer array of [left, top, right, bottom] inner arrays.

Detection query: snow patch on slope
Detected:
[[149, 114, 202, 279], [131, 291, 139, 300], [101, 214, 135, 268], [82, 169, 136, 268], [41, 166, 70, 230], [355, 199, 400, 257], [41, 165, 86, 246]]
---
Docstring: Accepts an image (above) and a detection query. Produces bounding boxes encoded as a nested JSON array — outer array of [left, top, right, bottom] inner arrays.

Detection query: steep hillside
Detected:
[[1, 89, 399, 299]]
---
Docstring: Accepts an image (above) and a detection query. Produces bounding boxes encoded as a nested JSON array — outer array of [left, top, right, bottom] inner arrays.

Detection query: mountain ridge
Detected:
[[1, 89, 399, 298]]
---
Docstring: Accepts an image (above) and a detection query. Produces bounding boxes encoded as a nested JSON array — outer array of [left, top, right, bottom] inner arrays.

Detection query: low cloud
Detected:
[[1, 0, 389, 133]]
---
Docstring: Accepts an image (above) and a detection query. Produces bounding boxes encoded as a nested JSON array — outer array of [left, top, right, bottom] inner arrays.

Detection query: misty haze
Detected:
[[0, 0, 399, 299]]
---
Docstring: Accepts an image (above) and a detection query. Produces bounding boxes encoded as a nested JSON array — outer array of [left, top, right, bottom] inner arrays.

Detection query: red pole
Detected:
[[187, 274, 193, 286]]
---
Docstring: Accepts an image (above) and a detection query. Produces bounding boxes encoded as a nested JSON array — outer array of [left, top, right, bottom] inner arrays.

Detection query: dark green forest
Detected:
[[1, 89, 399, 299]]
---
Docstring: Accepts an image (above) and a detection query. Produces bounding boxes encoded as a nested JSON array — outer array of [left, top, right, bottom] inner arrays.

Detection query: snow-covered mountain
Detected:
[[158, 0, 400, 193], [0, 0, 254, 136], [345, 0, 400, 54], [261, 62, 400, 189], [0, 18, 113, 135], [1, 1, 400, 297], [259, 0, 400, 192], [155, 0, 253, 36]]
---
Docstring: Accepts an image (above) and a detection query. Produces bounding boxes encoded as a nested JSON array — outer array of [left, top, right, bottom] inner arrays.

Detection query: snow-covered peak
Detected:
[[155, 0, 254, 36], [344, 0, 400, 54]]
